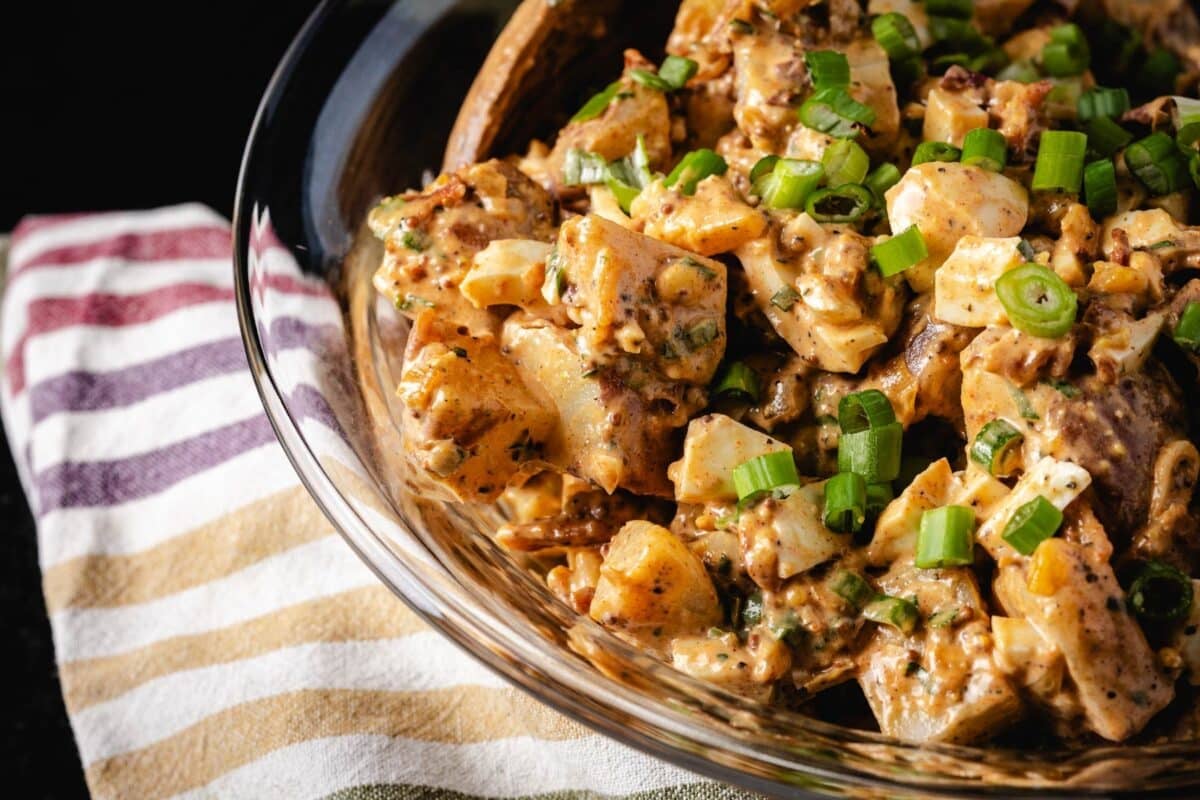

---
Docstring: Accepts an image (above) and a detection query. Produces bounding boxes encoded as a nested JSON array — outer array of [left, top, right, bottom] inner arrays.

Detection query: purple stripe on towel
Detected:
[[26, 318, 337, 423], [33, 384, 345, 514]]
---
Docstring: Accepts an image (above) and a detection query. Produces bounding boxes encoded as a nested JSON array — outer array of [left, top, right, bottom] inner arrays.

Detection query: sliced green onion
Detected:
[[915, 506, 976, 569], [1008, 383, 1039, 421], [806, 184, 873, 223], [932, 53, 971, 73], [629, 69, 673, 92], [1128, 560, 1195, 622], [926, 0, 973, 19], [1178, 123, 1200, 153], [838, 423, 903, 483], [866, 482, 894, 519], [732, 451, 800, 502], [1125, 132, 1189, 196], [631, 56, 699, 93], [664, 149, 728, 196], [960, 128, 1007, 172], [912, 141, 962, 166], [928, 16, 985, 51], [969, 47, 1009, 74], [872, 13, 921, 61], [871, 225, 928, 277], [1077, 87, 1130, 122], [798, 87, 876, 139], [750, 155, 780, 185], [712, 361, 760, 402], [658, 55, 698, 90], [755, 158, 824, 209], [1084, 116, 1134, 159], [831, 571, 874, 610], [571, 81, 622, 123], [1173, 302, 1200, 352], [1032, 130, 1087, 193], [1000, 495, 1063, 555], [864, 162, 901, 206], [822, 139, 870, 187], [1190, 150, 1200, 191], [562, 148, 608, 185], [838, 389, 898, 433], [1041, 23, 1090, 78], [806, 50, 850, 90], [969, 419, 1024, 476], [1083, 158, 1118, 219], [1136, 49, 1180, 98], [1173, 96, 1200, 130], [997, 59, 1040, 84], [863, 595, 919, 634], [824, 472, 868, 533], [995, 263, 1077, 338], [605, 135, 653, 213]]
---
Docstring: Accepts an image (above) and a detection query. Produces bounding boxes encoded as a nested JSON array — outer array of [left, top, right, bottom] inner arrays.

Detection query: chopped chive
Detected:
[[571, 81, 621, 123], [912, 141, 961, 166], [1041, 23, 1090, 78], [1084, 116, 1133, 159], [824, 472, 868, 533], [1083, 158, 1118, 219], [1128, 560, 1194, 622], [562, 148, 608, 186], [863, 595, 919, 634], [712, 361, 760, 402], [871, 225, 928, 277], [755, 158, 824, 210], [970, 419, 1024, 476], [838, 423, 903, 483], [806, 50, 851, 90], [1001, 495, 1063, 555], [732, 451, 799, 503], [1032, 131, 1088, 193], [960, 127, 1007, 172], [872, 13, 921, 61], [664, 149, 728, 196], [806, 184, 874, 223], [1173, 302, 1200, 352], [1077, 87, 1130, 122], [1125, 132, 1189, 196], [916, 505, 976, 568], [831, 570, 875, 610], [798, 87, 876, 139]]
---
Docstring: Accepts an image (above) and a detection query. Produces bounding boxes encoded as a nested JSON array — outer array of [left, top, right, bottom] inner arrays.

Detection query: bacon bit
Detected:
[[1110, 228, 1132, 267], [1123, 96, 1174, 131], [941, 65, 989, 91]]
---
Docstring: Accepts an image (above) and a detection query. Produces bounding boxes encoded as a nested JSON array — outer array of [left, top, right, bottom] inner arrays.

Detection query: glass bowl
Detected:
[[233, 1, 1200, 795]]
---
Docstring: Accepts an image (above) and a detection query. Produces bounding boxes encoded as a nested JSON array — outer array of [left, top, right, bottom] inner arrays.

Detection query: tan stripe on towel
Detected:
[[60, 585, 424, 710], [85, 686, 583, 799], [42, 485, 330, 611]]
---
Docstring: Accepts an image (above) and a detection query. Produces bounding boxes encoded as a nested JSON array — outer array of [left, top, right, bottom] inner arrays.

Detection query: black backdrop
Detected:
[[2, 3, 321, 795]]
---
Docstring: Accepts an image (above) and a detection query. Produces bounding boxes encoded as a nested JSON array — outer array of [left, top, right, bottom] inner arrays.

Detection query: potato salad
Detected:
[[369, 0, 1200, 746]]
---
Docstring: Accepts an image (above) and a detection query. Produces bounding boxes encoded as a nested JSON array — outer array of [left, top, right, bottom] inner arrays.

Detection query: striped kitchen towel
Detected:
[[0, 205, 751, 800]]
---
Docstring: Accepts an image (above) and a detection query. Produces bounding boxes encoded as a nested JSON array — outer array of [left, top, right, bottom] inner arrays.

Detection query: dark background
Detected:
[[2, 2, 321, 795]]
